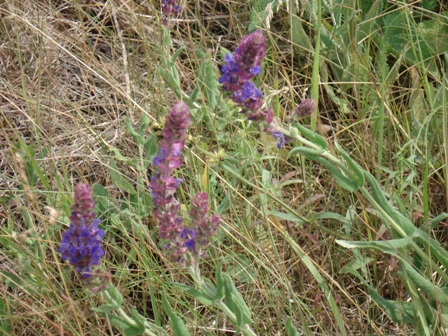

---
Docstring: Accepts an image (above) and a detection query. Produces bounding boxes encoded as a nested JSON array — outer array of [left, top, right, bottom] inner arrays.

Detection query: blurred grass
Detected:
[[1, 0, 447, 335]]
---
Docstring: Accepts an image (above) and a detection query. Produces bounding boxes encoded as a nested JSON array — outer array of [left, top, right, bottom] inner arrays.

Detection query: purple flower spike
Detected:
[[294, 98, 316, 118], [59, 183, 105, 279], [150, 102, 191, 261], [162, 0, 181, 16], [219, 29, 267, 94], [188, 192, 220, 256]]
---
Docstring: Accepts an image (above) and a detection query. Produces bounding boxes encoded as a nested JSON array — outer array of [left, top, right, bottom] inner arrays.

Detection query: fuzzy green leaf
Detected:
[[162, 292, 190, 336], [215, 265, 225, 302], [285, 317, 300, 336], [369, 289, 415, 324], [223, 274, 252, 326], [171, 282, 214, 306], [336, 237, 413, 255], [294, 123, 328, 150], [92, 303, 120, 313], [108, 285, 124, 306], [197, 50, 219, 110], [109, 161, 136, 195], [336, 142, 365, 187], [402, 262, 448, 304], [364, 172, 415, 236]]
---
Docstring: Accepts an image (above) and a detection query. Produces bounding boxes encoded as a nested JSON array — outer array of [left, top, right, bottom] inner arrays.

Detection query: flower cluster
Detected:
[[59, 183, 105, 279], [182, 192, 220, 257], [161, 0, 181, 25], [150, 102, 220, 264], [293, 98, 317, 119], [219, 29, 273, 123]]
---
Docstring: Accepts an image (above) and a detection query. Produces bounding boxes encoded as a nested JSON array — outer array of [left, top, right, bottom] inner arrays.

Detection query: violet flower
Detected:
[[219, 29, 290, 148], [150, 101, 191, 262], [219, 29, 269, 120], [59, 183, 105, 279], [184, 192, 220, 257], [161, 0, 181, 25], [150, 102, 221, 265], [293, 98, 316, 119], [219, 29, 267, 93]]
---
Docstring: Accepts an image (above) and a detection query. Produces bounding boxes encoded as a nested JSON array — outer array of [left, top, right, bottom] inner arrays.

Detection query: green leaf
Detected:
[[124, 117, 143, 145], [108, 285, 124, 306], [123, 326, 144, 336], [413, 229, 448, 271], [109, 160, 136, 195], [421, 212, 448, 231], [0, 297, 11, 334], [310, 155, 358, 192], [171, 283, 214, 306], [402, 262, 448, 304], [92, 183, 110, 213], [223, 274, 252, 326], [369, 289, 415, 324], [312, 212, 350, 225], [215, 265, 225, 302], [162, 292, 190, 336], [128, 308, 146, 334], [288, 146, 325, 157], [364, 172, 416, 236], [294, 123, 328, 150], [285, 317, 300, 336], [383, 11, 448, 77], [92, 303, 120, 313], [267, 210, 305, 224], [144, 135, 157, 169], [109, 315, 132, 331], [336, 142, 365, 187], [336, 237, 413, 255], [196, 50, 219, 110]]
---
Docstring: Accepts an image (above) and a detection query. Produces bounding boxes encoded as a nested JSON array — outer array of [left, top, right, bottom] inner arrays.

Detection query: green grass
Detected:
[[1, 0, 448, 335]]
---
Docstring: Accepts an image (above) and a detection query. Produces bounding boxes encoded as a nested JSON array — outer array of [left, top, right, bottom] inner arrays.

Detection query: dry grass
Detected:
[[1, 0, 447, 335]]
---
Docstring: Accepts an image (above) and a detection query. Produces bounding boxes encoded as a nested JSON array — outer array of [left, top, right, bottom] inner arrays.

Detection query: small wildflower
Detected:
[[294, 98, 316, 118], [162, 0, 181, 15], [219, 29, 275, 126], [161, 0, 181, 25], [187, 192, 220, 257], [150, 102, 191, 261], [273, 131, 286, 149], [219, 29, 267, 94], [59, 183, 105, 279], [219, 29, 267, 107]]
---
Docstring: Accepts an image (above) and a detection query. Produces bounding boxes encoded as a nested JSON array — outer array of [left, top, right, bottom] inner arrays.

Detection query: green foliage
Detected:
[[162, 292, 191, 336]]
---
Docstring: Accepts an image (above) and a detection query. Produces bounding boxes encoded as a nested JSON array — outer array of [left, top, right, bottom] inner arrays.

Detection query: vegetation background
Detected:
[[1, 0, 448, 335]]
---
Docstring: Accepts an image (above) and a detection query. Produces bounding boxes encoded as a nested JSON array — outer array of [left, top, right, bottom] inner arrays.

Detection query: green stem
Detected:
[[310, 0, 321, 131], [188, 264, 258, 336], [103, 288, 160, 336]]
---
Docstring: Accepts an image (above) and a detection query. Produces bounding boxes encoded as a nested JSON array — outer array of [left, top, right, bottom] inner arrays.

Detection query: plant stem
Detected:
[[103, 288, 161, 336]]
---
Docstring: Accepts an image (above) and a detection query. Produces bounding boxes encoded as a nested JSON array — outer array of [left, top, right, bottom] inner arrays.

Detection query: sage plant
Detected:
[[219, 29, 273, 124], [59, 183, 105, 280], [150, 101, 220, 265], [220, 29, 317, 148]]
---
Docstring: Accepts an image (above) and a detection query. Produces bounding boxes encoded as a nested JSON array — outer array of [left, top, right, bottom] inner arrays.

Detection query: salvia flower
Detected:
[[219, 29, 267, 93], [220, 30, 295, 149], [59, 183, 105, 279], [186, 192, 220, 257], [219, 30, 267, 118], [161, 0, 181, 25], [293, 98, 317, 119], [150, 102, 191, 261], [162, 0, 181, 15]]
